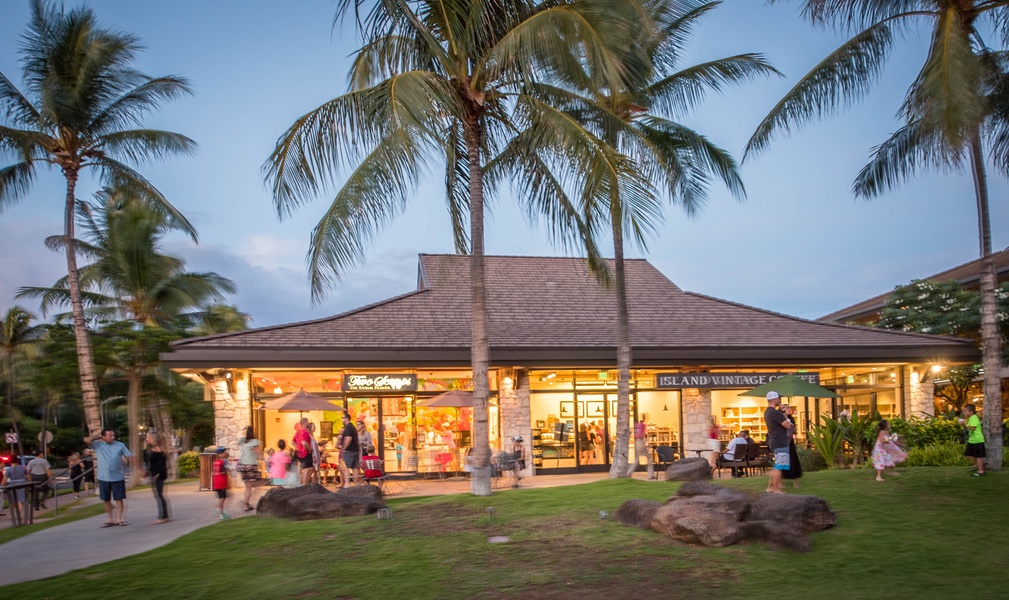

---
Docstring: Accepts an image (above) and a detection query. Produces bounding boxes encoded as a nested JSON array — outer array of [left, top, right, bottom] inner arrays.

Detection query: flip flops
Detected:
[[100, 522, 116, 528], [117, 521, 129, 526]]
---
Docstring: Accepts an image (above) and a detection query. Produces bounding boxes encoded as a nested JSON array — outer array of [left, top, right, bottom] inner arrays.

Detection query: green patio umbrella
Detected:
[[737, 375, 838, 399]]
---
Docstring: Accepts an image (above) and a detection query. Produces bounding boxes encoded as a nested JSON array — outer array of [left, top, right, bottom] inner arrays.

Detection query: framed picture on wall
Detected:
[[560, 401, 584, 417], [535, 419, 545, 428], [586, 400, 605, 418]]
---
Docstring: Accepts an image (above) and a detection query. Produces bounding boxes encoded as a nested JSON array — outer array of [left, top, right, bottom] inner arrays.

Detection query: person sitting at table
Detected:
[[361, 445, 384, 489], [722, 430, 749, 478]]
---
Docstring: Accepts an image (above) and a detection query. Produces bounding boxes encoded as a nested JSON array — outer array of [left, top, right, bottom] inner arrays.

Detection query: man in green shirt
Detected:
[[962, 404, 986, 477]]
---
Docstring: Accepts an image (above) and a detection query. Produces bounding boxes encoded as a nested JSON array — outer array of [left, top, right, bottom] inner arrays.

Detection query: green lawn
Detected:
[[3, 467, 1006, 599]]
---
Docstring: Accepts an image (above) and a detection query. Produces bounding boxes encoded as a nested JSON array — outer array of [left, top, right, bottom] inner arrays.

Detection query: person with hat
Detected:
[[763, 391, 793, 494]]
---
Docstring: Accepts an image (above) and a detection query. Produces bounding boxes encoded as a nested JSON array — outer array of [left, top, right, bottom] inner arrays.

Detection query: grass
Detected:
[[1, 467, 1007, 599]]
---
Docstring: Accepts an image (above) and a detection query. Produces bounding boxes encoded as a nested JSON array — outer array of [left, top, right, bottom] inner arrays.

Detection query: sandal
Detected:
[[117, 521, 129, 526], [244, 504, 255, 512], [101, 522, 117, 528]]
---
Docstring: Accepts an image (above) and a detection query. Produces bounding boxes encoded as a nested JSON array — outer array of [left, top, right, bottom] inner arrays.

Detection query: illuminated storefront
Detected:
[[163, 254, 978, 476]]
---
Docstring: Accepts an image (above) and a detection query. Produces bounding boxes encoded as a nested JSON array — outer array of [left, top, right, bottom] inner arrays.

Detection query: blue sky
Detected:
[[1, 0, 1007, 328]]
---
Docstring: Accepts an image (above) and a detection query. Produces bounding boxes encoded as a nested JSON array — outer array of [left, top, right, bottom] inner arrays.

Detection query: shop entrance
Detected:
[[530, 391, 632, 472]]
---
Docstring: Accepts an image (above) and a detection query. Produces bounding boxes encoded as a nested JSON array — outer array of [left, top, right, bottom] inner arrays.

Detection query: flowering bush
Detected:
[[177, 451, 200, 478]]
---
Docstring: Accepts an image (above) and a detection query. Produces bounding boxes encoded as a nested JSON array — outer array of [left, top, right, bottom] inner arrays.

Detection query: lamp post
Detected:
[[101, 396, 127, 431]]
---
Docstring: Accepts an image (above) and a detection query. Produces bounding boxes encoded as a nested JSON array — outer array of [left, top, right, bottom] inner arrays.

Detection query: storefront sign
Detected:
[[343, 374, 418, 392], [655, 372, 820, 389]]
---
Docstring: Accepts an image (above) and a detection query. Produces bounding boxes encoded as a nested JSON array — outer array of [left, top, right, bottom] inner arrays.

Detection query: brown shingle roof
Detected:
[[163, 254, 978, 368]]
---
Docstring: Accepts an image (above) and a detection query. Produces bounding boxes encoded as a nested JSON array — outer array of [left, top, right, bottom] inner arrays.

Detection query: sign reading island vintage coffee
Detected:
[[656, 372, 820, 389], [343, 374, 418, 392]]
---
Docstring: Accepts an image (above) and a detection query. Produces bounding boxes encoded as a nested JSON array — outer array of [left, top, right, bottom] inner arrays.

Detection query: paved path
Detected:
[[0, 471, 623, 586]]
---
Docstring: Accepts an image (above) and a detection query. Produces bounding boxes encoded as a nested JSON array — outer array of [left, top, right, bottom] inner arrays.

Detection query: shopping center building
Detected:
[[161, 254, 978, 476]]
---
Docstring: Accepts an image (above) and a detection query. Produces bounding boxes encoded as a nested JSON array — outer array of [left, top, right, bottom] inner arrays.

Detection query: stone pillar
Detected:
[[682, 388, 712, 454], [498, 368, 531, 476], [212, 371, 252, 453], [906, 365, 936, 418]]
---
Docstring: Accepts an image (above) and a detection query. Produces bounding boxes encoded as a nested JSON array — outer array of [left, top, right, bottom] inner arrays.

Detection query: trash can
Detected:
[[199, 453, 216, 491]]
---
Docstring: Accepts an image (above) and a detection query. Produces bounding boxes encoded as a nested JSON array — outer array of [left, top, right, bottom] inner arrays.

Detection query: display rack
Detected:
[[721, 406, 767, 437]]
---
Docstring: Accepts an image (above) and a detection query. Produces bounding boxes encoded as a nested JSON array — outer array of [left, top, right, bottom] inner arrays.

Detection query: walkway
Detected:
[[0, 471, 623, 586]]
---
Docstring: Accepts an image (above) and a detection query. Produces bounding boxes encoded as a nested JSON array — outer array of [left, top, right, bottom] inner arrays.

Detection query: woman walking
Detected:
[[781, 405, 802, 488], [238, 426, 266, 511], [68, 452, 84, 498], [144, 432, 170, 524]]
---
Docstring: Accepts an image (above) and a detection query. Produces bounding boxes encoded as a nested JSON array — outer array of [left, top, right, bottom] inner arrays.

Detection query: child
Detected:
[[872, 419, 907, 481], [361, 445, 384, 489], [269, 439, 291, 486], [212, 446, 231, 520], [962, 404, 986, 476]]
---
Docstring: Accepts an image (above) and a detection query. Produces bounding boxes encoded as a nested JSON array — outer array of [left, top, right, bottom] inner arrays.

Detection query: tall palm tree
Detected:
[[19, 190, 233, 471], [1, 306, 44, 456], [264, 0, 644, 495], [513, 0, 777, 476], [0, 0, 197, 437], [745, 0, 1008, 469]]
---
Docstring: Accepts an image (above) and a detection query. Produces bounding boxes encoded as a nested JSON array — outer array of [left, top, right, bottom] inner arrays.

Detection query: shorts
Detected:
[[237, 463, 261, 481], [98, 480, 126, 502], [965, 442, 987, 458], [215, 489, 227, 499], [772, 447, 790, 471], [343, 453, 360, 469], [297, 454, 314, 469]]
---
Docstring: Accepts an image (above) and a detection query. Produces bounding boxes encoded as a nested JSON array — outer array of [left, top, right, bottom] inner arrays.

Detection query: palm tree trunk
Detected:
[[464, 109, 492, 497], [969, 130, 1003, 470], [127, 370, 142, 486], [608, 199, 632, 478], [6, 361, 25, 456], [63, 172, 103, 437]]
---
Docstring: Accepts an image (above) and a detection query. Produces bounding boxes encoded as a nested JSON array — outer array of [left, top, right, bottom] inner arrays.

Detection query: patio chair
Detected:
[[654, 445, 678, 477], [362, 457, 386, 489], [383, 455, 419, 496], [746, 443, 772, 475], [714, 444, 748, 478]]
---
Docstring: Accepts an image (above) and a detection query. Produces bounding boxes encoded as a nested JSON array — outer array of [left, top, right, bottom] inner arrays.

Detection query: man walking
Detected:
[[627, 414, 655, 480], [26, 449, 52, 510], [763, 391, 793, 494], [85, 429, 143, 527], [339, 412, 361, 487]]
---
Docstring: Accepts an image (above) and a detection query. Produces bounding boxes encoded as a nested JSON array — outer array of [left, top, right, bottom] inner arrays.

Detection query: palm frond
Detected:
[[89, 76, 194, 136], [0, 71, 41, 126], [744, 21, 893, 160], [93, 158, 199, 242], [306, 125, 431, 302], [444, 122, 471, 253], [0, 161, 37, 210], [646, 54, 782, 117], [852, 119, 954, 198], [94, 129, 198, 166]]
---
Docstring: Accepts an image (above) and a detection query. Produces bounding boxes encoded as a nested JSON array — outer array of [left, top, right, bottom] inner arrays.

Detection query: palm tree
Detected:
[[18, 190, 234, 473], [1, 306, 44, 456], [745, 1, 1008, 469], [264, 0, 644, 495], [514, 0, 777, 476], [0, 0, 197, 437]]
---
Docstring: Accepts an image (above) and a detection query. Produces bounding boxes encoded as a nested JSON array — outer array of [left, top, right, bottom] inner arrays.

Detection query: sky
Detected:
[[1, 0, 1007, 329]]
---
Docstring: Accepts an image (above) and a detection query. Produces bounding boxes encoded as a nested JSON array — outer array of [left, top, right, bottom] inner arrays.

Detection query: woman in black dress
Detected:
[[781, 405, 802, 488], [144, 432, 170, 523]]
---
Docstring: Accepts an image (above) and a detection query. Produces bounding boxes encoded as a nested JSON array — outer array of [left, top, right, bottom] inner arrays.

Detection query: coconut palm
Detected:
[[264, 0, 644, 495], [18, 190, 233, 470], [510, 0, 778, 476], [1, 306, 44, 456], [0, 0, 197, 437], [745, 0, 1008, 469]]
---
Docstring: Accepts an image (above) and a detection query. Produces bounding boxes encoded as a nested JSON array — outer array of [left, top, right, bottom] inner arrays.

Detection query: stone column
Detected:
[[682, 388, 712, 455], [498, 368, 531, 476], [906, 365, 936, 418], [212, 371, 252, 453]]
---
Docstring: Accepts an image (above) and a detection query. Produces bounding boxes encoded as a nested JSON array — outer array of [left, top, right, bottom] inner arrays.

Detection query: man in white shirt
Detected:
[[722, 430, 748, 478]]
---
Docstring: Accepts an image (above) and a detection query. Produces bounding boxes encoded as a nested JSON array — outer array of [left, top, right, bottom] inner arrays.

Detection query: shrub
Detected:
[[889, 416, 963, 447], [808, 419, 846, 468], [797, 445, 826, 472], [904, 442, 972, 467], [177, 451, 200, 478]]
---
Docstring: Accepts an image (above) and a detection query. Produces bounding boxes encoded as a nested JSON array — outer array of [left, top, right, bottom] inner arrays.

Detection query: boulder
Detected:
[[651, 493, 747, 547], [738, 520, 811, 553], [614, 499, 661, 529], [256, 483, 386, 520], [663, 457, 712, 481], [618, 483, 835, 552], [749, 493, 836, 533]]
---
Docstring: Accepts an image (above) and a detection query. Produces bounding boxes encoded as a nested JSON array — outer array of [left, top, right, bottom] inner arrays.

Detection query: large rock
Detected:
[[614, 499, 661, 529], [256, 483, 386, 520], [749, 493, 836, 533], [651, 491, 749, 547], [619, 483, 836, 552], [663, 457, 712, 481]]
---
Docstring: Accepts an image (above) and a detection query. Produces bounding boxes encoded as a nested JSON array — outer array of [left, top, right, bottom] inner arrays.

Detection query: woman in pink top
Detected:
[[269, 439, 292, 485]]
